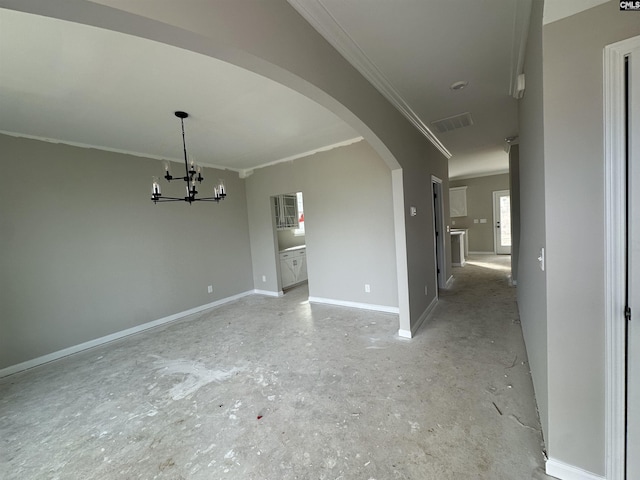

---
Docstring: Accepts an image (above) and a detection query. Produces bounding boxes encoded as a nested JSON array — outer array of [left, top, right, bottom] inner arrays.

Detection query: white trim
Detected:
[[449, 169, 510, 181], [445, 275, 455, 288], [287, 0, 451, 160], [508, 0, 532, 98], [468, 251, 495, 255], [0, 130, 236, 173], [392, 169, 412, 336], [604, 35, 640, 480], [253, 289, 284, 297], [397, 296, 439, 339], [545, 458, 605, 480], [452, 261, 466, 267], [398, 329, 412, 339], [0, 131, 363, 177], [251, 136, 363, 172], [0, 290, 255, 378], [308, 296, 399, 314]]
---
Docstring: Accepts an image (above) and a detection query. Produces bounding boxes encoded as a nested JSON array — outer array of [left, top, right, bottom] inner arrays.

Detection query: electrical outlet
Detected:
[[207, 285, 213, 293], [262, 275, 266, 282], [364, 284, 371, 293]]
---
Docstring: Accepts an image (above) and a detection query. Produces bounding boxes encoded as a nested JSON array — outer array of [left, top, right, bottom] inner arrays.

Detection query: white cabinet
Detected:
[[280, 248, 307, 289], [274, 194, 299, 230]]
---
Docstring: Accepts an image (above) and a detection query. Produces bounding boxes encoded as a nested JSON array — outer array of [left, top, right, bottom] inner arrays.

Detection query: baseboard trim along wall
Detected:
[[0, 290, 256, 378], [253, 289, 284, 297], [307, 296, 399, 314], [468, 251, 495, 255], [398, 296, 438, 339], [545, 458, 605, 480], [446, 275, 455, 288]]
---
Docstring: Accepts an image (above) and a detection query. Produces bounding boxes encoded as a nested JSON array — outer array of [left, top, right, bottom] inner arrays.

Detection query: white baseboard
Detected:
[[468, 251, 495, 255], [307, 296, 399, 314], [397, 296, 439, 339], [0, 290, 255, 378], [546, 458, 604, 480], [253, 289, 283, 297], [411, 296, 438, 336], [398, 329, 412, 338], [452, 261, 466, 267], [445, 275, 455, 288]]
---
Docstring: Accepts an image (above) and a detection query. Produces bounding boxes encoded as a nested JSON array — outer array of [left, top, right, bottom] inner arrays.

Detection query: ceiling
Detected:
[[0, 1, 605, 180], [0, 7, 360, 173]]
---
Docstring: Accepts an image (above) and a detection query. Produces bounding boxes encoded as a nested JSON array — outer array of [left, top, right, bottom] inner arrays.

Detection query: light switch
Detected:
[[410, 206, 417, 216], [480, 219, 487, 224], [538, 248, 545, 271], [474, 219, 479, 224]]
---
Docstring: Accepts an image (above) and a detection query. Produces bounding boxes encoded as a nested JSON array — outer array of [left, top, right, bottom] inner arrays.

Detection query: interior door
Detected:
[[627, 45, 640, 480], [493, 190, 511, 255]]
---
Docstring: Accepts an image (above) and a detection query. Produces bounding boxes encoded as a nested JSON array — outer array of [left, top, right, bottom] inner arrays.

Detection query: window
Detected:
[[293, 192, 305, 236]]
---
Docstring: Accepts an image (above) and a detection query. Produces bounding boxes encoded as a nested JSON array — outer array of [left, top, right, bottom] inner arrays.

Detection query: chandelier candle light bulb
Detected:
[[150, 111, 228, 204]]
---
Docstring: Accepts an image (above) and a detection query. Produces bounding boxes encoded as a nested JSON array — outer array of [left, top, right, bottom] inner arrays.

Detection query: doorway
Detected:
[[432, 176, 446, 289], [604, 35, 640, 480], [272, 191, 308, 293], [492, 190, 511, 255]]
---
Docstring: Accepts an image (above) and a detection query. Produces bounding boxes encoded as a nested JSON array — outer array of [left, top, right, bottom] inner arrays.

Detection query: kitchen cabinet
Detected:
[[280, 247, 307, 289], [274, 194, 299, 230]]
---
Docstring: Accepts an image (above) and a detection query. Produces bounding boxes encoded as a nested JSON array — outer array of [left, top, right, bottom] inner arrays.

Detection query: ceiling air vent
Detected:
[[430, 112, 474, 134]]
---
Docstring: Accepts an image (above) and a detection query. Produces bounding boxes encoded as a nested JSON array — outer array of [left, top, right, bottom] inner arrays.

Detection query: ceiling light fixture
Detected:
[[151, 111, 226, 204], [450, 80, 469, 91]]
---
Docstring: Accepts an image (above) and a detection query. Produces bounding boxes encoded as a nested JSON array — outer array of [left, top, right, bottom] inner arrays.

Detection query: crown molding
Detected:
[[509, 0, 532, 98], [288, 0, 451, 159]]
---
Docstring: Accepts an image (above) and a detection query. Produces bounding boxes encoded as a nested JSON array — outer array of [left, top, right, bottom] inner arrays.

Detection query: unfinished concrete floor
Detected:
[[1, 255, 551, 479]]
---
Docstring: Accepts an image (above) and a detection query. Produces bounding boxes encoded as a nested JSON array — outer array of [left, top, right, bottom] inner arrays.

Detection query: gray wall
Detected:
[[449, 174, 510, 253], [541, 1, 640, 474], [246, 141, 398, 308], [0, 134, 253, 369], [518, 0, 549, 446]]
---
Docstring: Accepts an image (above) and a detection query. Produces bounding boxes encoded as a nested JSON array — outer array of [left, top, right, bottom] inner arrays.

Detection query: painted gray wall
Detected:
[[22, 0, 450, 335], [449, 174, 510, 253], [246, 141, 398, 308], [509, 145, 520, 284], [542, 1, 640, 473], [0, 134, 253, 369], [517, 0, 549, 446]]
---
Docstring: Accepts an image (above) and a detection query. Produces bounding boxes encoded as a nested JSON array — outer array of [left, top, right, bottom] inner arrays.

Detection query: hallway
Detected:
[[0, 256, 549, 479]]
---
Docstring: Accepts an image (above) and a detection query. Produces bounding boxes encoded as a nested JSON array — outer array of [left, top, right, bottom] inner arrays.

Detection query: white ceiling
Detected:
[[543, 0, 609, 25], [0, 8, 360, 173], [290, 0, 530, 179], [1, 2, 537, 179]]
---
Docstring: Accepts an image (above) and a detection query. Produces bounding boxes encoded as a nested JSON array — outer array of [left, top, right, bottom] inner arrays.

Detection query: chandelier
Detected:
[[151, 111, 227, 204]]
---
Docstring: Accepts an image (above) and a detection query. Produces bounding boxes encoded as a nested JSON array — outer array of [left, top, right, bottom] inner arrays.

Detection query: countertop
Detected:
[[280, 245, 306, 253]]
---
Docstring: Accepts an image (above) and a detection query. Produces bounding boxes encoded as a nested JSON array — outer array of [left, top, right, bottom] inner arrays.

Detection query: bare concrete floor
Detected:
[[1, 255, 552, 479]]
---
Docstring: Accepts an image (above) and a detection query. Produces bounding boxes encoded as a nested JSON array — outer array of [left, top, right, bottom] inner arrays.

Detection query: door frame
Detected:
[[492, 189, 511, 255], [604, 35, 640, 480], [432, 176, 446, 290]]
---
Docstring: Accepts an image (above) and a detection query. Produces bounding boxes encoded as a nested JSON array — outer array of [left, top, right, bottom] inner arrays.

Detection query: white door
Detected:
[[493, 190, 511, 255], [628, 44, 640, 480]]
